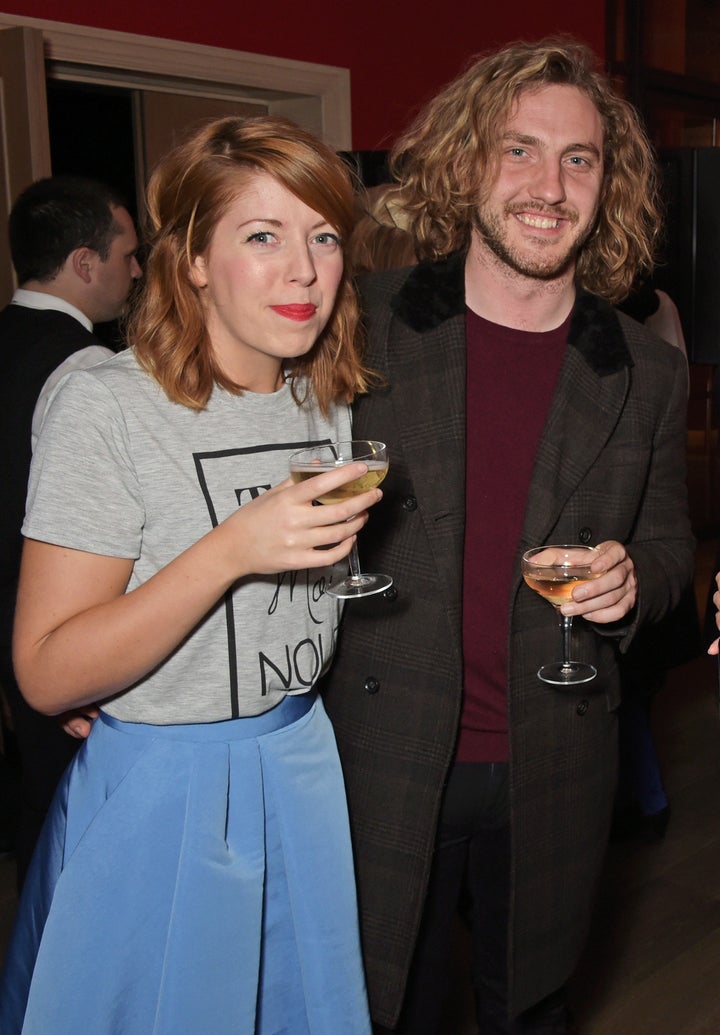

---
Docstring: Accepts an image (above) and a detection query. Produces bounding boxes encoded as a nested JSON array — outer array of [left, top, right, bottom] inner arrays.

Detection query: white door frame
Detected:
[[0, 13, 352, 149]]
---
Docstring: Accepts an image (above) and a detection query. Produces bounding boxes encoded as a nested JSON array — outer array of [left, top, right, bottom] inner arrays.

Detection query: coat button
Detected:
[[383, 586, 398, 601], [576, 699, 589, 716], [364, 676, 380, 694], [402, 495, 418, 511], [578, 527, 592, 544]]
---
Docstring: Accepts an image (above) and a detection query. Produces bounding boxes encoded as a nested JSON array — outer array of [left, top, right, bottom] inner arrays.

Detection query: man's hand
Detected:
[[60, 706, 99, 739], [559, 540, 637, 624]]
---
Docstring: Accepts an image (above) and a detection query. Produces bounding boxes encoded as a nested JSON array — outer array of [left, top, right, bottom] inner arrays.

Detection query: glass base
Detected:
[[537, 661, 597, 686], [326, 572, 393, 599]]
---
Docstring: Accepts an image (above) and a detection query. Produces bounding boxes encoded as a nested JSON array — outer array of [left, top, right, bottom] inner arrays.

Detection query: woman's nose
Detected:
[[287, 244, 317, 286]]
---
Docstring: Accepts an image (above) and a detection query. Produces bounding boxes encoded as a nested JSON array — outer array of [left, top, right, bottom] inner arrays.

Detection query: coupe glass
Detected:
[[289, 439, 393, 598], [522, 544, 600, 685]]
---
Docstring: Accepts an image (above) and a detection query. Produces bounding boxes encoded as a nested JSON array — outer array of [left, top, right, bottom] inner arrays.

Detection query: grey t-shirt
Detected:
[[24, 350, 352, 724]]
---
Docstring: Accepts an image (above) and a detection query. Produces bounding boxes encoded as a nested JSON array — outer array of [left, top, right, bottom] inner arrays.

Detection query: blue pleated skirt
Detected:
[[0, 693, 371, 1035]]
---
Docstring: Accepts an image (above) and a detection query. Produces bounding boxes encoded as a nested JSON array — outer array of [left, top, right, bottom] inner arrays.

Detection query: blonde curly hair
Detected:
[[390, 36, 660, 303]]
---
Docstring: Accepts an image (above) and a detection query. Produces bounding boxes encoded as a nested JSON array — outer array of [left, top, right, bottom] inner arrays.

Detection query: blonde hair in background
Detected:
[[390, 36, 661, 303], [129, 115, 375, 414], [347, 183, 418, 275]]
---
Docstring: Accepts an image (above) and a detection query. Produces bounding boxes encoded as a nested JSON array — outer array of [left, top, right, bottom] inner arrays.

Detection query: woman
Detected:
[[0, 115, 377, 1035]]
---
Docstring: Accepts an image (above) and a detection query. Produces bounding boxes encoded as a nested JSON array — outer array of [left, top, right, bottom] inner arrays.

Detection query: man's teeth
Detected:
[[516, 213, 560, 229]]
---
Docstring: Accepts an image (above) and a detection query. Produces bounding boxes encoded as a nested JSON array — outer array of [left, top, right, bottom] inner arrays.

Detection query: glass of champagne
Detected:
[[521, 544, 601, 685], [288, 439, 393, 598]]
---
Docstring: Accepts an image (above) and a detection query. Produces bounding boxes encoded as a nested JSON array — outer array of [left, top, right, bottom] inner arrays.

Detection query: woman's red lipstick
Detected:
[[271, 303, 317, 321]]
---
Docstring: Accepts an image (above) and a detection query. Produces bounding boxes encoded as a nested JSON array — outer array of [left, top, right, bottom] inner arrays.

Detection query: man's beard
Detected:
[[473, 203, 593, 281]]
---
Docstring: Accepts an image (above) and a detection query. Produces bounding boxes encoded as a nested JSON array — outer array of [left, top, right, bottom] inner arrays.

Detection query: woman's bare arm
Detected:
[[13, 463, 380, 714]]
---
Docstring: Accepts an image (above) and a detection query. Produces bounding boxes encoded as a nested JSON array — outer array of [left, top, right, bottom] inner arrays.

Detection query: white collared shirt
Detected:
[[12, 288, 93, 332]]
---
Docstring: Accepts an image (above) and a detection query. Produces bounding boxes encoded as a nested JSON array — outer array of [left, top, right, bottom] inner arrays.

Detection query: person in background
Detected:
[[0, 115, 377, 1035], [323, 36, 694, 1034], [0, 175, 141, 886], [707, 581, 720, 658], [347, 183, 417, 275]]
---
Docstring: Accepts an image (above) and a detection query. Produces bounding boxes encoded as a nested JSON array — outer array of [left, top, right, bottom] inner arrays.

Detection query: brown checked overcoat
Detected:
[[322, 252, 695, 1028]]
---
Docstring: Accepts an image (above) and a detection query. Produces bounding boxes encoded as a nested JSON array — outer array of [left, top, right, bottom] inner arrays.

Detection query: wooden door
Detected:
[[139, 92, 267, 182], [0, 26, 51, 306]]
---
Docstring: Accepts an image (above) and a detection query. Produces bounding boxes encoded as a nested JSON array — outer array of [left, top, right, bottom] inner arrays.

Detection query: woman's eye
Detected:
[[313, 232, 342, 248], [246, 231, 276, 244]]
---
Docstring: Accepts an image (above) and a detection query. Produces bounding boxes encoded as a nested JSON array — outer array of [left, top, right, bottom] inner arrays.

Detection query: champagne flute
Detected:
[[288, 439, 393, 598], [522, 544, 601, 685]]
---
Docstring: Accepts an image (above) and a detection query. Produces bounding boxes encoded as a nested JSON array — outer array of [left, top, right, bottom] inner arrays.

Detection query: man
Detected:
[[0, 176, 141, 885], [323, 37, 694, 1034]]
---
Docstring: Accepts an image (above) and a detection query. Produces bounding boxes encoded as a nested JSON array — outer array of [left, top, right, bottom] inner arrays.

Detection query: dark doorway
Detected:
[[46, 79, 137, 221], [46, 80, 138, 350]]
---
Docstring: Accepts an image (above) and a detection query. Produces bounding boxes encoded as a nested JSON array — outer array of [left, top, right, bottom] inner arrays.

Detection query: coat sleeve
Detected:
[[622, 330, 695, 644]]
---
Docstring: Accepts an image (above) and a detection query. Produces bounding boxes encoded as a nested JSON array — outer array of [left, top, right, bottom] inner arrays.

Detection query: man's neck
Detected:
[[20, 278, 93, 323], [464, 238, 577, 332]]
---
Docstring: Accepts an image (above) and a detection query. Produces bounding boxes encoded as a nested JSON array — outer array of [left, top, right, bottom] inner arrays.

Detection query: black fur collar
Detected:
[[390, 251, 632, 377], [569, 289, 633, 376], [391, 252, 466, 330]]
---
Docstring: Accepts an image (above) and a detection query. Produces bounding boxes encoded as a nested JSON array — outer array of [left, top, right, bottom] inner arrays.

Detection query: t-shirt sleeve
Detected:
[[31, 344, 115, 451], [23, 369, 144, 558]]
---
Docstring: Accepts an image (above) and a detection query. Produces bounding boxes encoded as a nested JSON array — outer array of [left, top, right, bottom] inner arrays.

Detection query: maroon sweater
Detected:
[[458, 307, 569, 763]]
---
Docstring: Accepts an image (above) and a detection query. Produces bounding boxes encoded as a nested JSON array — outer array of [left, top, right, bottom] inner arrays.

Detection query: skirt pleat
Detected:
[[0, 694, 370, 1035]]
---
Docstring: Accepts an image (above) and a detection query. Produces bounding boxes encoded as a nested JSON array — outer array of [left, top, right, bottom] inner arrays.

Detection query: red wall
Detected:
[[2, 1, 606, 148]]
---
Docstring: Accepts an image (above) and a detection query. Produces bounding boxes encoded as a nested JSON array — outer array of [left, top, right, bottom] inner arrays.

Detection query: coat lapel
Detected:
[[386, 254, 467, 622], [385, 260, 634, 600], [518, 290, 633, 551]]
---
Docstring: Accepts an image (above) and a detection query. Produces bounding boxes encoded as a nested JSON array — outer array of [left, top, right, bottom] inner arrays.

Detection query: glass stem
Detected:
[[559, 614, 574, 670], [348, 543, 363, 585]]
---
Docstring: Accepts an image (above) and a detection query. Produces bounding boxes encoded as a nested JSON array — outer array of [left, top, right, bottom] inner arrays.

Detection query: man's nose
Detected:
[[528, 160, 566, 205]]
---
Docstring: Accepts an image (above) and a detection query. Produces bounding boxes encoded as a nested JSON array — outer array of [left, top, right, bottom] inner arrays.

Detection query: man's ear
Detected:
[[69, 247, 97, 284]]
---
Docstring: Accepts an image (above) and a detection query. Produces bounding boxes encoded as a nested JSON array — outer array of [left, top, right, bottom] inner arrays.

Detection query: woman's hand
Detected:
[[707, 572, 720, 655], [217, 461, 382, 576]]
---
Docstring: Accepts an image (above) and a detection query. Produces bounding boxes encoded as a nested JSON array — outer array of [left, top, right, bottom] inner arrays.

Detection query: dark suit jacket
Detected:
[[0, 303, 108, 882], [0, 303, 104, 614], [322, 253, 694, 1026]]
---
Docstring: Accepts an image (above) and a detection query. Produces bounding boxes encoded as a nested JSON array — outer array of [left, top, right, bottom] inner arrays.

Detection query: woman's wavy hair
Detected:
[[129, 115, 373, 413], [389, 36, 661, 302]]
